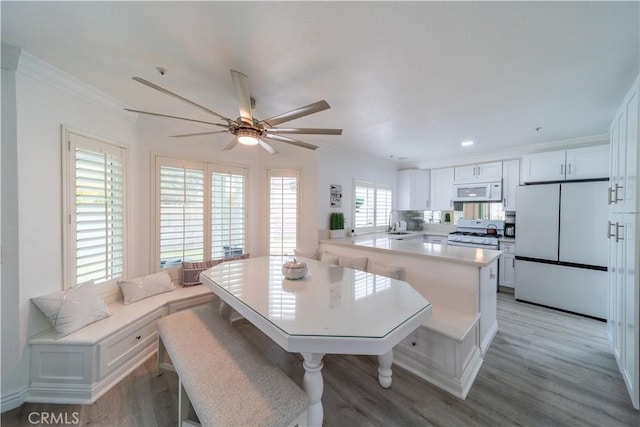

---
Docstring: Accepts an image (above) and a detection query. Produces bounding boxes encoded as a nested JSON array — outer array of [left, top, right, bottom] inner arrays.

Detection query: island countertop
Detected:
[[320, 233, 502, 267]]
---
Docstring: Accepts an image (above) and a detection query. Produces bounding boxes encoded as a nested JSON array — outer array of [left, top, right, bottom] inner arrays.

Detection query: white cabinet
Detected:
[[501, 159, 520, 211], [397, 169, 430, 210], [521, 145, 609, 183], [430, 168, 454, 211], [608, 213, 639, 409], [454, 161, 502, 184], [498, 242, 515, 288], [609, 77, 638, 213]]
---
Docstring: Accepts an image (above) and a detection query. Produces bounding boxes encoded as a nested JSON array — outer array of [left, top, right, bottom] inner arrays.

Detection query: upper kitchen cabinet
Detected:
[[396, 169, 430, 210], [454, 161, 502, 184], [609, 76, 638, 214], [430, 167, 454, 211], [521, 145, 609, 184], [502, 159, 520, 211]]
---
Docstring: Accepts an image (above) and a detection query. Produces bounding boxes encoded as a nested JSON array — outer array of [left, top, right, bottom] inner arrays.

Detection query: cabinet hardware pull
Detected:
[[614, 184, 623, 202], [560, 164, 564, 175], [512, 258, 515, 268], [607, 221, 616, 239], [615, 223, 624, 242], [608, 187, 615, 205], [567, 163, 572, 175], [411, 341, 417, 346], [136, 335, 141, 340]]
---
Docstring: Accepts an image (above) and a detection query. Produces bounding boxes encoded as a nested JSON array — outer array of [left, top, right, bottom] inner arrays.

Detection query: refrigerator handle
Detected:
[[567, 163, 572, 175], [560, 163, 564, 176], [615, 223, 625, 242], [608, 187, 615, 205]]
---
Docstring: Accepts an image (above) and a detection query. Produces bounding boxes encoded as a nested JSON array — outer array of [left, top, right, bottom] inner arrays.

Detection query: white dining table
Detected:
[[200, 255, 432, 427]]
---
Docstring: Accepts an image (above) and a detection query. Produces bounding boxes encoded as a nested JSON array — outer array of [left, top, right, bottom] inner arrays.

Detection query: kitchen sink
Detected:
[[387, 231, 411, 235]]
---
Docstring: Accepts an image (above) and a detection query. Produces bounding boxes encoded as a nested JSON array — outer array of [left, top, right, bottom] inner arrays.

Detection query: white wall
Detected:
[[317, 146, 398, 236], [1, 51, 138, 410]]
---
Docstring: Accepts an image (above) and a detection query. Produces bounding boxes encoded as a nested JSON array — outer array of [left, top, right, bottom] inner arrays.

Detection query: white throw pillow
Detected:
[[293, 249, 319, 260], [338, 255, 368, 272], [368, 262, 405, 280], [31, 281, 111, 338], [320, 251, 339, 265], [118, 271, 175, 305]]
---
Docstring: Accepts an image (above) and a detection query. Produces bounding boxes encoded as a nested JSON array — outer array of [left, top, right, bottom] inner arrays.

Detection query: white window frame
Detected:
[[153, 155, 249, 270], [353, 179, 393, 234], [62, 126, 128, 290], [267, 169, 300, 256]]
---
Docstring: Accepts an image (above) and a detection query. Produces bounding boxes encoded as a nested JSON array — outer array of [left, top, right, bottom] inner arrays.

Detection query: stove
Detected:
[[447, 219, 504, 249]]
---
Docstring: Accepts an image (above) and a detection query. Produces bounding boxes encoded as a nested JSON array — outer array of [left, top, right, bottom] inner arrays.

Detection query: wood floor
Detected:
[[4, 293, 638, 426]]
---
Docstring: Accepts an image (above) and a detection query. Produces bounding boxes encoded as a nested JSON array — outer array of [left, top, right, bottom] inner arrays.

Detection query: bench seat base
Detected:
[[393, 305, 483, 399]]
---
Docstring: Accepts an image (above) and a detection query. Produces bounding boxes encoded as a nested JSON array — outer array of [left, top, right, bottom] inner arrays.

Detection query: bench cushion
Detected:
[[158, 306, 308, 427]]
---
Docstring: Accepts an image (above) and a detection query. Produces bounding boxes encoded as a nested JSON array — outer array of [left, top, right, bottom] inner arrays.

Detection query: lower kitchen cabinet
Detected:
[[498, 242, 515, 289]]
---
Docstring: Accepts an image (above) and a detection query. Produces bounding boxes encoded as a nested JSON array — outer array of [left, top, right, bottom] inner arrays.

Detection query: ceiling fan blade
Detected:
[[261, 100, 331, 127], [132, 77, 234, 123], [257, 139, 278, 155], [265, 127, 342, 135], [230, 70, 253, 125], [124, 109, 228, 128], [170, 130, 229, 138], [264, 134, 318, 150], [223, 137, 238, 151]]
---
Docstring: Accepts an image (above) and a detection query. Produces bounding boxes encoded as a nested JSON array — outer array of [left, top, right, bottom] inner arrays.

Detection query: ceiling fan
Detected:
[[125, 70, 342, 154]]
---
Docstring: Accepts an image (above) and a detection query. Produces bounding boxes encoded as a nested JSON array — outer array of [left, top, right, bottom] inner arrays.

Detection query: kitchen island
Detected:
[[319, 233, 501, 399]]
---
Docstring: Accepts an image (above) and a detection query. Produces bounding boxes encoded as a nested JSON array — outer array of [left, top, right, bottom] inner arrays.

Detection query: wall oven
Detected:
[[453, 182, 502, 202]]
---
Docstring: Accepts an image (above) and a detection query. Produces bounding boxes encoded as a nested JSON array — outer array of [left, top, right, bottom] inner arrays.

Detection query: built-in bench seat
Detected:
[[158, 305, 308, 427], [28, 284, 215, 404]]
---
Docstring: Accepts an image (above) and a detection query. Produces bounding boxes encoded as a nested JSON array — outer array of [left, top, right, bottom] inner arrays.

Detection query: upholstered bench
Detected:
[[157, 305, 308, 427]]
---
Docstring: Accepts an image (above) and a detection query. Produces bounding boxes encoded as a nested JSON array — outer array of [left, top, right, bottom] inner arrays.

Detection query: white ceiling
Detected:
[[2, 1, 638, 167]]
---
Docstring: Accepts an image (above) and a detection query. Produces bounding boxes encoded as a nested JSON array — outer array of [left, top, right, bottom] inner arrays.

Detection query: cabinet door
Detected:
[[621, 214, 638, 407], [565, 145, 609, 181], [453, 165, 477, 183], [476, 161, 503, 182], [521, 150, 566, 183], [622, 89, 638, 212], [410, 169, 430, 210], [502, 159, 520, 211], [499, 254, 515, 288], [396, 170, 411, 210], [430, 168, 454, 211]]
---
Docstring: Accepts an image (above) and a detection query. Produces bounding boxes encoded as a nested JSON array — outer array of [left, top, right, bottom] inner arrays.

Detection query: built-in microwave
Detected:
[[452, 181, 502, 202]]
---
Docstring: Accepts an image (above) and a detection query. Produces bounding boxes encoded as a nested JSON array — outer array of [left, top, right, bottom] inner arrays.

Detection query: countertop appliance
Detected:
[[515, 181, 608, 319], [447, 219, 504, 250], [453, 181, 502, 202], [504, 223, 516, 237]]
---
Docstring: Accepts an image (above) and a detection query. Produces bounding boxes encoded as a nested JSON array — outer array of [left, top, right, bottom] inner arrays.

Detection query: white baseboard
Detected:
[[1, 385, 29, 413]]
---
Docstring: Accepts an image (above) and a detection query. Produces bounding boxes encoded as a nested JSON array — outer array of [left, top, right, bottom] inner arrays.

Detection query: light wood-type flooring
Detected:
[[3, 293, 638, 426]]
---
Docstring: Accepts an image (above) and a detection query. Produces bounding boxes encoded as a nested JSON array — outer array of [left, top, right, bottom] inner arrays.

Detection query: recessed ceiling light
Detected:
[[461, 140, 474, 147]]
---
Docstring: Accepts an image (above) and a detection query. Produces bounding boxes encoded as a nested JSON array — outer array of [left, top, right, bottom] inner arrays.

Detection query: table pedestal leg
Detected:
[[378, 349, 393, 388], [219, 300, 232, 319], [301, 352, 325, 427]]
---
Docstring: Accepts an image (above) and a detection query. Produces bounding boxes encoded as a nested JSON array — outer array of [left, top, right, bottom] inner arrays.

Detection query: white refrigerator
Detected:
[[515, 181, 609, 318]]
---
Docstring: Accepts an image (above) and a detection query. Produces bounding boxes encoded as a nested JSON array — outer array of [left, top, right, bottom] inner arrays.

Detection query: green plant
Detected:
[[329, 212, 344, 230]]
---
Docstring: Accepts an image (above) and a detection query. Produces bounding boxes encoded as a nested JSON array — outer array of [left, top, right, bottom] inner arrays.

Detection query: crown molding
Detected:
[[405, 133, 609, 170], [16, 50, 132, 119], [1, 43, 21, 71]]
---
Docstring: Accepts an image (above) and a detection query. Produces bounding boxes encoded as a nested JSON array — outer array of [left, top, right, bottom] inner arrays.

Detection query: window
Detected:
[[353, 180, 392, 234], [155, 156, 248, 267], [268, 170, 299, 256], [63, 129, 127, 288]]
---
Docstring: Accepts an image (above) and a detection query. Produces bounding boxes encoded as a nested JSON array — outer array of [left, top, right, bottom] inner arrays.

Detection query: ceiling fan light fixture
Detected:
[[237, 129, 260, 145]]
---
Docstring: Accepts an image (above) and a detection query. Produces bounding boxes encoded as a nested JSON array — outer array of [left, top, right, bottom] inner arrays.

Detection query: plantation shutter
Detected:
[[268, 170, 299, 256], [159, 164, 205, 265], [210, 166, 247, 259], [354, 180, 393, 234], [375, 185, 393, 227], [68, 132, 126, 286]]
